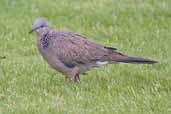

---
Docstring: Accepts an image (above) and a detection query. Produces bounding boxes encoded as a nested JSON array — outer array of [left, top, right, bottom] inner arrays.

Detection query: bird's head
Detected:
[[29, 18, 49, 34]]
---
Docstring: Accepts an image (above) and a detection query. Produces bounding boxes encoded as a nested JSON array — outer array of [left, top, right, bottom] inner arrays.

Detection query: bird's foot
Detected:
[[65, 67, 80, 83], [65, 76, 76, 83], [65, 73, 80, 83]]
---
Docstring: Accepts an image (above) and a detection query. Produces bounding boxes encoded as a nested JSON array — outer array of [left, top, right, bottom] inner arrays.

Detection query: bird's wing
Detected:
[[52, 30, 113, 67]]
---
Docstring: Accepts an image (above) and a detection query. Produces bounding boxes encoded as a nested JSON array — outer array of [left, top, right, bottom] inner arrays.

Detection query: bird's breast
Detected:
[[37, 34, 52, 57], [40, 34, 51, 49]]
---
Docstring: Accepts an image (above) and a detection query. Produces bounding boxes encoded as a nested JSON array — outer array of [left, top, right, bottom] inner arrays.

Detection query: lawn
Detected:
[[0, 0, 171, 114]]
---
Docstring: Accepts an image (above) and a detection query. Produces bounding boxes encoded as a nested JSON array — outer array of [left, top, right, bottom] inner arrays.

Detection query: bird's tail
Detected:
[[110, 52, 157, 64]]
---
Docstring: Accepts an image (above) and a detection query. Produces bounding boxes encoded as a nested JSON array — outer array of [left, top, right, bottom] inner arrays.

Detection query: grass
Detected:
[[0, 0, 171, 113]]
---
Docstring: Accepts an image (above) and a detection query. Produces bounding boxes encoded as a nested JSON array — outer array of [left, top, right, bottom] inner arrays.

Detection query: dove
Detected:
[[29, 18, 157, 83]]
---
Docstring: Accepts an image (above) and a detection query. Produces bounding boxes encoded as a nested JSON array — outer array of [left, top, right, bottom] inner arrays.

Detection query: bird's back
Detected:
[[52, 29, 109, 64]]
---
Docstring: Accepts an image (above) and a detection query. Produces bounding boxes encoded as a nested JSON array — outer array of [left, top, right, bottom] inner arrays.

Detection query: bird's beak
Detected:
[[29, 29, 34, 34], [29, 27, 40, 34]]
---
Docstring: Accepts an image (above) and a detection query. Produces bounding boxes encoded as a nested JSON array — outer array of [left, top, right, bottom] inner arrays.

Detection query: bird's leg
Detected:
[[65, 73, 80, 83], [75, 73, 80, 82], [66, 67, 80, 83]]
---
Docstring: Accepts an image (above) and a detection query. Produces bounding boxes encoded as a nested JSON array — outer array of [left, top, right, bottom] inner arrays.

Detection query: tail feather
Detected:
[[111, 52, 158, 64]]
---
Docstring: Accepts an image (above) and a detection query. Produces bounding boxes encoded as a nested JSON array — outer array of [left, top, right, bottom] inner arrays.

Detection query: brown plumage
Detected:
[[30, 18, 157, 83]]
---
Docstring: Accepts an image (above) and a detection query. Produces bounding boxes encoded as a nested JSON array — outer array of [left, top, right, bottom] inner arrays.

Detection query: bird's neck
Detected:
[[37, 27, 52, 50], [36, 27, 50, 37]]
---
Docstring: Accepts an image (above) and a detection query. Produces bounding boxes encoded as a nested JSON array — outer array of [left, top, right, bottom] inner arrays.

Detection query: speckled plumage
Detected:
[[30, 18, 157, 83]]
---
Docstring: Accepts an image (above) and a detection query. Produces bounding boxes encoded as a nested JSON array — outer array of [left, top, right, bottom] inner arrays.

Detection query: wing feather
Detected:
[[52, 30, 111, 67]]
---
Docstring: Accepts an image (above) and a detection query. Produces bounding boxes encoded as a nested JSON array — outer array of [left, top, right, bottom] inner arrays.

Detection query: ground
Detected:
[[0, 0, 171, 114]]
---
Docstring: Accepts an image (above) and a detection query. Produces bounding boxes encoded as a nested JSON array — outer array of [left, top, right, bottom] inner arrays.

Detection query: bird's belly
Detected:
[[37, 43, 56, 64]]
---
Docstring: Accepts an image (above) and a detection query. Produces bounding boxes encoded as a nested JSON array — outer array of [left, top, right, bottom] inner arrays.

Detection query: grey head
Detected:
[[29, 18, 49, 33]]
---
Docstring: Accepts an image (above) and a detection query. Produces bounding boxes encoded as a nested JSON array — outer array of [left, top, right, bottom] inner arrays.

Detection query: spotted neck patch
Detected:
[[40, 32, 51, 49]]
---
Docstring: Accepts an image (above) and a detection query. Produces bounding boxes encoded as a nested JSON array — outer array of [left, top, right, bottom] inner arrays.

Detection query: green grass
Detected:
[[0, 0, 171, 114]]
